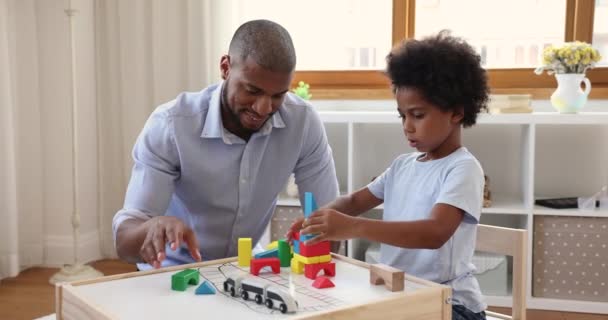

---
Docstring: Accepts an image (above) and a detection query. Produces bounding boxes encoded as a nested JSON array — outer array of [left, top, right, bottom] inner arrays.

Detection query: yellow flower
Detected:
[[536, 41, 601, 75]]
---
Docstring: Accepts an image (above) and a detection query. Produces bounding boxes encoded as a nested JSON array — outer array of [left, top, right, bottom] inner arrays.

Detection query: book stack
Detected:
[[488, 94, 533, 114]]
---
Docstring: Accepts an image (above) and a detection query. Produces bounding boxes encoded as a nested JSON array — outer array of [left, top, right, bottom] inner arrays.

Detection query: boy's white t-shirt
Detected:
[[367, 147, 486, 313]]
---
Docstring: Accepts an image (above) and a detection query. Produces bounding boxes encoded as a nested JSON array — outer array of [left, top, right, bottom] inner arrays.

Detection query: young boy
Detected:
[[287, 31, 489, 320]]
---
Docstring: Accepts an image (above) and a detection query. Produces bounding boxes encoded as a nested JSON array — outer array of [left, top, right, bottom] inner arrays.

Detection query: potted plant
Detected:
[[534, 42, 602, 113], [292, 81, 312, 100]]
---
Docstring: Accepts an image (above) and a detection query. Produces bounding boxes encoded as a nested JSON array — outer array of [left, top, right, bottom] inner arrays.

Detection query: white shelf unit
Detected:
[[276, 110, 608, 314]]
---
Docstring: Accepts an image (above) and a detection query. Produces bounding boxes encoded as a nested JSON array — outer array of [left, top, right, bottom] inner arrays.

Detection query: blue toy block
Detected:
[[302, 192, 319, 242], [254, 248, 279, 259], [195, 280, 216, 295], [304, 192, 317, 218]]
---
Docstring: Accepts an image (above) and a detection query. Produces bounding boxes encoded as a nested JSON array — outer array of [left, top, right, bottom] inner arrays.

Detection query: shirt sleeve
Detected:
[[366, 167, 390, 200], [293, 107, 339, 207], [436, 159, 484, 224], [112, 109, 181, 245]]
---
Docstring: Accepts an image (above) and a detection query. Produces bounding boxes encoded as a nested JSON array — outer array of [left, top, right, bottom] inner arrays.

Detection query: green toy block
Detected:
[[278, 239, 291, 267], [171, 268, 200, 291]]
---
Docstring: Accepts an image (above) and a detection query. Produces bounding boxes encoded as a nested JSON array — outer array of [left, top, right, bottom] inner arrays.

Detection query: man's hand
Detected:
[[298, 209, 357, 246], [140, 216, 202, 269]]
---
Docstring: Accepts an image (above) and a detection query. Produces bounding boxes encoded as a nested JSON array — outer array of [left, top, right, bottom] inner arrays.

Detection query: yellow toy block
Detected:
[[319, 254, 332, 263], [293, 253, 319, 265], [291, 257, 304, 274], [266, 241, 278, 250], [238, 238, 252, 266]]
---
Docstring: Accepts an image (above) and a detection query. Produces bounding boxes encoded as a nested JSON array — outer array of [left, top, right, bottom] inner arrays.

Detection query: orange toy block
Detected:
[[250, 257, 280, 276], [304, 262, 335, 280]]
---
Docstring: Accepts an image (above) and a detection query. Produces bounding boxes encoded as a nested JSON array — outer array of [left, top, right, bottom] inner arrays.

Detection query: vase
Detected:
[[550, 73, 591, 113]]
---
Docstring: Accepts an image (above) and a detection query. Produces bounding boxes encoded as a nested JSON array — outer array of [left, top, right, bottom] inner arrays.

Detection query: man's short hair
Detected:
[[228, 19, 296, 73]]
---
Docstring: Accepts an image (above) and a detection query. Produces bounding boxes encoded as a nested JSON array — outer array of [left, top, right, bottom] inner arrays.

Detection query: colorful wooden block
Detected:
[[278, 239, 291, 267], [312, 276, 335, 289], [250, 257, 280, 276], [171, 268, 199, 291], [319, 254, 332, 263], [290, 257, 304, 274], [254, 248, 278, 259], [293, 239, 300, 254], [304, 262, 336, 280], [238, 238, 252, 266], [299, 240, 331, 257], [293, 253, 319, 265], [266, 240, 278, 250], [301, 192, 318, 242], [304, 192, 318, 218], [195, 280, 216, 295], [370, 263, 405, 292]]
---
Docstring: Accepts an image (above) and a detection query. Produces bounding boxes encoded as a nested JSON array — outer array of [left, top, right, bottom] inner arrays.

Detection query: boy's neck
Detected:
[[419, 128, 462, 161]]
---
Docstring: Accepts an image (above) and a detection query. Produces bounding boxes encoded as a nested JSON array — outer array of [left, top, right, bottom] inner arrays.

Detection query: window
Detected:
[[593, 0, 608, 67], [230, 0, 608, 98], [231, 0, 393, 70], [415, 0, 567, 69]]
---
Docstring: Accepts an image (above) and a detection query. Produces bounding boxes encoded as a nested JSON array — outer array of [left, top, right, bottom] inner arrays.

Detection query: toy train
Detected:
[[223, 276, 298, 314]]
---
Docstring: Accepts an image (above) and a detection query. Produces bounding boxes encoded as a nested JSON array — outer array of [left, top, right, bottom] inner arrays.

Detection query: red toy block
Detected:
[[304, 262, 335, 280], [299, 240, 330, 257], [250, 257, 280, 276], [312, 276, 335, 289]]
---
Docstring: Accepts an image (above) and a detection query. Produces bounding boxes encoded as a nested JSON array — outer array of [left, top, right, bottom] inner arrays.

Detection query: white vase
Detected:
[[550, 73, 591, 113], [285, 174, 298, 198]]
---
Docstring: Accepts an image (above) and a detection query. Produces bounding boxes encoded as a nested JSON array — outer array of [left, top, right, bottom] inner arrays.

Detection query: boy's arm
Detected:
[[324, 187, 383, 216], [285, 188, 382, 244], [350, 203, 464, 249], [302, 203, 464, 248]]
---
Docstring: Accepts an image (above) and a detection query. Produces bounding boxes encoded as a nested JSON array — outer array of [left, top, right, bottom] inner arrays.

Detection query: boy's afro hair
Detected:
[[386, 30, 489, 127]]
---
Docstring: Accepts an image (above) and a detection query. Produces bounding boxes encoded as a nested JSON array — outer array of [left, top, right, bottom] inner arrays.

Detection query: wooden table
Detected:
[[56, 254, 451, 319]]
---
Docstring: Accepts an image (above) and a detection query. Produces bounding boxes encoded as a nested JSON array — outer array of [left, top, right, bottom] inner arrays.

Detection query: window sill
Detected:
[[309, 87, 608, 100]]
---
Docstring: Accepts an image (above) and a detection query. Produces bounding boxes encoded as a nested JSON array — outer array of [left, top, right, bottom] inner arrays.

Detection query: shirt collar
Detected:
[[201, 82, 286, 143]]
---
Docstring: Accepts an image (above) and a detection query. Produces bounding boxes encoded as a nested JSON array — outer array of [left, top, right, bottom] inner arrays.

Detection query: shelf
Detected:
[[482, 194, 528, 215], [271, 106, 608, 314], [484, 295, 513, 308], [528, 297, 608, 314], [318, 111, 608, 125], [276, 197, 300, 207], [533, 206, 608, 218]]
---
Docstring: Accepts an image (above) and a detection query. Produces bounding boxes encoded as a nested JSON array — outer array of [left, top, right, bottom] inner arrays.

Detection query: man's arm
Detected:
[[115, 218, 150, 264], [290, 108, 340, 251], [116, 216, 201, 268], [113, 110, 200, 268]]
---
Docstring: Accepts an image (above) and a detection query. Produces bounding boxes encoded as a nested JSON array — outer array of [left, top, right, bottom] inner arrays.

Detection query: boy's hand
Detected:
[[285, 217, 305, 242], [300, 209, 356, 245], [141, 216, 202, 269]]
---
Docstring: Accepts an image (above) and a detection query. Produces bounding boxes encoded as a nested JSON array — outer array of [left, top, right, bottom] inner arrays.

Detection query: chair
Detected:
[[475, 224, 527, 320]]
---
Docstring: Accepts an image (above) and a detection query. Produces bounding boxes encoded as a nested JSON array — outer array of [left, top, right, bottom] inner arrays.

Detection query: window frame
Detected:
[[293, 0, 608, 99]]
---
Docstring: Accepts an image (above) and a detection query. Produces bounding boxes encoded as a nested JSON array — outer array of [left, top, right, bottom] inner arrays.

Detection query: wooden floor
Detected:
[[0, 259, 605, 320]]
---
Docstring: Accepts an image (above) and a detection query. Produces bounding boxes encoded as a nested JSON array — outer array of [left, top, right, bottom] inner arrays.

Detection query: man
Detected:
[[113, 20, 339, 270]]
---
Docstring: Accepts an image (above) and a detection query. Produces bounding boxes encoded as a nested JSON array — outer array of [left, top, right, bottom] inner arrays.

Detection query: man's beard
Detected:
[[221, 83, 274, 133]]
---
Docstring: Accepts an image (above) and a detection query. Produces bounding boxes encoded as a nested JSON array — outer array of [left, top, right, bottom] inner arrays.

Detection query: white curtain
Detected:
[[0, 0, 232, 279], [1, 0, 45, 279], [95, 0, 235, 257]]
